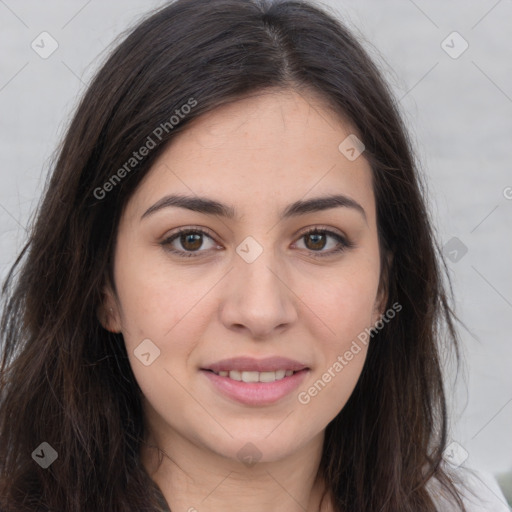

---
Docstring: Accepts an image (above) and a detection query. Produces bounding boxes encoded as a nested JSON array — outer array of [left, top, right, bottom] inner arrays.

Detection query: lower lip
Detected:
[[201, 369, 309, 406]]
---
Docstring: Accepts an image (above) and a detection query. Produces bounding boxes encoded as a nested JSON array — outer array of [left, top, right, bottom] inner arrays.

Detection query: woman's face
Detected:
[[105, 89, 386, 465]]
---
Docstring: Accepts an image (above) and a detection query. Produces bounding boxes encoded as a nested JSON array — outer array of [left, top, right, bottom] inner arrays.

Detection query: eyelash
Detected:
[[160, 226, 353, 259]]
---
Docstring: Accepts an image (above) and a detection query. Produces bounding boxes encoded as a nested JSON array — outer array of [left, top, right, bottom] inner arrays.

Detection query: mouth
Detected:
[[203, 368, 303, 382], [200, 357, 310, 405]]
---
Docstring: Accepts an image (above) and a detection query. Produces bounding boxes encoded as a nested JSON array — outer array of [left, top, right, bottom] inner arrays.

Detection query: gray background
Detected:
[[0, 0, 511, 482]]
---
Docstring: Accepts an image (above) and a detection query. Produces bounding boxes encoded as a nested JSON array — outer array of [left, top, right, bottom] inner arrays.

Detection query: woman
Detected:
[[0, 0, 507, 510]]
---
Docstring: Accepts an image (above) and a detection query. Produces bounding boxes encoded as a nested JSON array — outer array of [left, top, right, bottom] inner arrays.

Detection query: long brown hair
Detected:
[[0, 0, 466, 510]]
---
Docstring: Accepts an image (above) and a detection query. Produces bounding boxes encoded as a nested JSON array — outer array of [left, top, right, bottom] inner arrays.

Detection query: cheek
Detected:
[[297, 277, 373, 416], [114, 244, 201, 338], [294, 258, 378, 412], [114, 258, 205, 409], [304, 350, 367, 421], [302, 261, 380, 343]]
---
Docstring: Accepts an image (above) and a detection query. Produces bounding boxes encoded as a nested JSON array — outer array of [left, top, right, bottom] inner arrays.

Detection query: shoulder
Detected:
[[428, 463, 510, 511]]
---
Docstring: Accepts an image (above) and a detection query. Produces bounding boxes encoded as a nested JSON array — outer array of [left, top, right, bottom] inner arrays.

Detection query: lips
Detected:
[[203, 356, 309, 373], [200, 356, 310, 405], [209, 369, 296, 383]]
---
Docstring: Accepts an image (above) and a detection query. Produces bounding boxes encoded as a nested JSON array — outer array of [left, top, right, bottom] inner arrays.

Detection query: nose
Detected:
[[218, 248, 298, 339]]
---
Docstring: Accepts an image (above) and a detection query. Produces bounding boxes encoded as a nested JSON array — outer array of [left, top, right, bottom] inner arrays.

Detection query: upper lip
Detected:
[[203, 356, 309, 373]]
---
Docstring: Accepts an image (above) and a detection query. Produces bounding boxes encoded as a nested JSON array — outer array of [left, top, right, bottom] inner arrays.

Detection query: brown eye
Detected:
[[295, 228, 352, 257], [180, 232, 203, 251], [161, 228, 218, 257], [304, 231, 327, 251]]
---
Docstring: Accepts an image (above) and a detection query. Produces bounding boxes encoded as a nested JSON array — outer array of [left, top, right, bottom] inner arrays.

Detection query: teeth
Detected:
[[259, 371, 277, 382], [213, 369, 298, 382], [230, 370, 242, 381], [242, 371, 259, 383]]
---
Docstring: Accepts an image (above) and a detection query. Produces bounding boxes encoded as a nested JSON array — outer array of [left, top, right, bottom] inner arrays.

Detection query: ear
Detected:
[[371, 249, 393, 324], [97, 282, 122, 333]]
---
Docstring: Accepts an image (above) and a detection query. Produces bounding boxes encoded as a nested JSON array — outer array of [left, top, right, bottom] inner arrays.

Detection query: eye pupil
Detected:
[[305, 232, 326, 250], [181, 232, 203, 251]]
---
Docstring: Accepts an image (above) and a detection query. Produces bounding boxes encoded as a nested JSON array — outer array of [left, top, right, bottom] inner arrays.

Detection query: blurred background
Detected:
[[0, 0, 511, 504]]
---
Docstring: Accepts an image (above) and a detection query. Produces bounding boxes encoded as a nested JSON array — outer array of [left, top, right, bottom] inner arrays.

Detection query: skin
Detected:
[[100, 88, 387, 512]]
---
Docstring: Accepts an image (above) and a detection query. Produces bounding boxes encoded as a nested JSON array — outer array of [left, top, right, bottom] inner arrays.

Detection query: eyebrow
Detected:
[[141, 193, 367, 223]]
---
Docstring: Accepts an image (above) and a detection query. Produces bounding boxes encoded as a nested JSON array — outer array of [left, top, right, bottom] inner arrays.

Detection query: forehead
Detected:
[[127, 89, 376, 224]]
